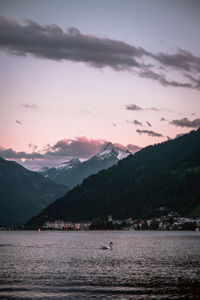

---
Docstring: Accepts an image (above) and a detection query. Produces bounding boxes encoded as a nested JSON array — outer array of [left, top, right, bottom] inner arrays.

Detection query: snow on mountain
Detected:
[[53, 158, 81, 172], [95, 142, 131, 160], [40, 158, 81, 175], [39, 142, 132, 189], [117, 149, 130, 160]]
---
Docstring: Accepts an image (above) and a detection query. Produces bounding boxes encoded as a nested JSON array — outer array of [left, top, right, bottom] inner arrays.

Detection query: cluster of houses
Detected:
[[41, 213, 200, 231], [1, 212, 199, 231], [42, 220, 91, 231], [131, 215, 200, 231]]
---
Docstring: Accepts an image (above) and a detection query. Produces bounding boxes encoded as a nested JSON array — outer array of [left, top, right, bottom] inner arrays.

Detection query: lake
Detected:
[[0, 230, 200, 299]]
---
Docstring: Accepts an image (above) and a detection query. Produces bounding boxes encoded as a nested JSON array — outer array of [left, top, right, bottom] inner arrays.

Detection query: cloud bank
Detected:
[[139, 69, 194, 89], [0, 137, 106, 161], [0, 15, 144, 70], [0, 137, 139, 169], [0, 148, 43, 159], [170, 117, 200, 128], [46, 137, 106, 158], [0, 16, 200, 89]]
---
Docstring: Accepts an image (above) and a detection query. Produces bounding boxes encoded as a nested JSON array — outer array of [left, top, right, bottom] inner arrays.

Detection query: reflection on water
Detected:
[[0, 231, 200, 299]]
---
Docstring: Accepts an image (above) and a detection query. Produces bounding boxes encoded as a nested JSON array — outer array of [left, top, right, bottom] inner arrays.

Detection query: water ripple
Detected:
[[0, 231, 200, 299]]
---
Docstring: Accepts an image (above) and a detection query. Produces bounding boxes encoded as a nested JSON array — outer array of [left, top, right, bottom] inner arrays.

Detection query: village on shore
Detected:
[[40, 212, 200, 231], [1, 212, 200, 231]]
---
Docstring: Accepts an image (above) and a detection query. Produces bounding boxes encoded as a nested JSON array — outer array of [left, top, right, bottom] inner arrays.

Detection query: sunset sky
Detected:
[[0, 0, 200, 170]]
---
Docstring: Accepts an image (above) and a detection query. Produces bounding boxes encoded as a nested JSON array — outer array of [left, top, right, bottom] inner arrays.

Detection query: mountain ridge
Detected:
[[26, 128, 200, 228], [39, 142, 132, 189], [0, 158, 68, 224]]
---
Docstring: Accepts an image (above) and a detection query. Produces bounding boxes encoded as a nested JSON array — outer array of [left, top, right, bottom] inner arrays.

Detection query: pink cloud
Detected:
[[47, 137, 106, 158], [127, 144, 142, 152], [0, 137, 142, 170]]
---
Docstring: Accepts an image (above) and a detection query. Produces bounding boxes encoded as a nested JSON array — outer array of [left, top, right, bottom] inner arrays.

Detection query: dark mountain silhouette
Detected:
[[0, 157, 68, 224], [26, 128, 200, 228]]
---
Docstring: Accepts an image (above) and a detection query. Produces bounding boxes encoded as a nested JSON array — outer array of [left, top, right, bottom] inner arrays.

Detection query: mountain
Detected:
[[39, 142, 131, 189], [0, 157, 68, 225], [39, 158, 81, 187], [27, 128, 200, 228]]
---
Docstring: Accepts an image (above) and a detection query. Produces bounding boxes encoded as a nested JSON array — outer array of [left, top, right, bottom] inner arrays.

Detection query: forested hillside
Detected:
[[0, 157, 68, 224], [27, 129, 200, 228]]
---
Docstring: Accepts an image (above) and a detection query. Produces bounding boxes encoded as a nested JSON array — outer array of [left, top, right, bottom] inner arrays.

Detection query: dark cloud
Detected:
[[0, 15, 144, 71], [0, 148, 43, 159], [136, 129, 163, 137], [16, 120, 22, 125], [0, 16, 199, 89], [133, 120, 143, 126], [126, 103, 159, 112], [127, 119, 143, 126], [112, 123, 117, 127], [139, 69, 194, 89], [184, 74, 200, 89], [22, 103, 38, 109], [160, 117, 167, 121], [170, 117, 200, 128], [126, 104, 142, 111], [146, 121, 152, 127], [127, 144, 142, 152], [153, 49, 200, 73]]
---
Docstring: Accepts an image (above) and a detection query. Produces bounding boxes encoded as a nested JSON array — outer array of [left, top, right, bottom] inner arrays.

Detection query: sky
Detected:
[[0, 0, 200, 170]]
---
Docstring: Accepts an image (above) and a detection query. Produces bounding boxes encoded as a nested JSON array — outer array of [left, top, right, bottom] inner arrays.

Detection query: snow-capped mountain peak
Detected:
[[39, 142, 132, 189], [95, 142, 131, 160]]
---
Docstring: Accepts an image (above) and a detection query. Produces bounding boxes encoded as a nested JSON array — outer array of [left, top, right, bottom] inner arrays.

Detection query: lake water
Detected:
[[0, 231, 200, 299]]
